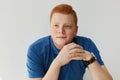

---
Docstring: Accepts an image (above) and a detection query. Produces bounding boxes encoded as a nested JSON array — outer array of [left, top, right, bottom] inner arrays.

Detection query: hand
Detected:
[[83, 50, 93, 61], [54, 43, 86, 66]]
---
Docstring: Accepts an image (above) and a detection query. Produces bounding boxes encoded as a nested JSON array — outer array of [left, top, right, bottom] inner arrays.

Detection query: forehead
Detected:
[[51, 13, 75, 24]]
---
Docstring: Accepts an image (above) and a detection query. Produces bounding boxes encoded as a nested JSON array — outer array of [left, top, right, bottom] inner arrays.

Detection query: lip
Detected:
[[56, 36, 66, 38]]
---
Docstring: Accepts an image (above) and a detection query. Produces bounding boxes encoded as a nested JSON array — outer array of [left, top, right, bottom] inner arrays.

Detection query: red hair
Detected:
[[50, 4, 78, 25]]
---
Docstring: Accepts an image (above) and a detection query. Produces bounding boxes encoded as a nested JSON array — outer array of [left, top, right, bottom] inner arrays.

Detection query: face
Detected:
[[50, 13, 78, 50]]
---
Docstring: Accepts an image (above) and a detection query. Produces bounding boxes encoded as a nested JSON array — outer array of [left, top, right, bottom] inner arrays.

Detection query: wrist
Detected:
[[84, 56, 96, 66], [53, 58, 62, 68], [84, 51, 94, 61]]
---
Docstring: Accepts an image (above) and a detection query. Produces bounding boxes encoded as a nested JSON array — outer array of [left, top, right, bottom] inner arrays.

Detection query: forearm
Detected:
[[88, 61, 112, 80], [42, 59, 61, 80]]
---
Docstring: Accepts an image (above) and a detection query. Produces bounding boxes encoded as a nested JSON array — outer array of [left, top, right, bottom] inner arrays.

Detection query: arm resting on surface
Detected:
[[88, 61, 113, 80], [28, 59, 61, 80]]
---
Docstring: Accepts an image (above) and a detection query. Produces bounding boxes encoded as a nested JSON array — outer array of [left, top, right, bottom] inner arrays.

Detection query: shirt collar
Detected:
[[50, 36, 59, 54]]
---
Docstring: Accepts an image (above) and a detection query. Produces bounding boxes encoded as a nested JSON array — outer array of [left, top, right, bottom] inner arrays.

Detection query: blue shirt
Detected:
[[27, 36, 104, 80]]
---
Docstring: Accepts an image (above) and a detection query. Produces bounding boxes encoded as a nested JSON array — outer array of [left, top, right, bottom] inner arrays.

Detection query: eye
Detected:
[[64, 25, 72, 29], [53, 24, 59, 27]]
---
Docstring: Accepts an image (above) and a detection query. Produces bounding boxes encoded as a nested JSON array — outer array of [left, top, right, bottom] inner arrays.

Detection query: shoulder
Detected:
[[74, 36, 92, 44], [28, 36, 51, 52], [74, 36, 96, 50]]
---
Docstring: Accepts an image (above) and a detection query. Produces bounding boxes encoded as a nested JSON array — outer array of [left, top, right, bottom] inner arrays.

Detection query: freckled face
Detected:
[[50, 13, 78, 50]]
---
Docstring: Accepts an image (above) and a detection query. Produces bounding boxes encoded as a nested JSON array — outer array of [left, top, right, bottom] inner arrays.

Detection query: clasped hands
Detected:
[[55, 43, 93, 66]]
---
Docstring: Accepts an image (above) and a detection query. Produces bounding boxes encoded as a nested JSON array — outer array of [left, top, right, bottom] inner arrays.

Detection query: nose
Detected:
[[58, 26, 65, 34]]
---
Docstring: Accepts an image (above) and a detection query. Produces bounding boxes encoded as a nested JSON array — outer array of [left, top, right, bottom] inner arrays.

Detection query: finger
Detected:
[[66, 43, 83, 50], [71, 57, 83, 60], [68, 52, 84, 58], [69, 48, 85, 54]]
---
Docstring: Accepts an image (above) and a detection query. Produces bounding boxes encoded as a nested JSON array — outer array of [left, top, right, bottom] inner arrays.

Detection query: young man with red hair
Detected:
[[27, 4, 112, 80]]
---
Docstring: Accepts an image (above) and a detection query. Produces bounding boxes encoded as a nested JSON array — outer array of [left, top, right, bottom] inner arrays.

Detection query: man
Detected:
[[27, 4, 112, 80]]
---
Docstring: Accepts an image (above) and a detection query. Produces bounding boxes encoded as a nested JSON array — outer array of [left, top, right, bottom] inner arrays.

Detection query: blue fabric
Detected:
[[26, 36, 104, 80]]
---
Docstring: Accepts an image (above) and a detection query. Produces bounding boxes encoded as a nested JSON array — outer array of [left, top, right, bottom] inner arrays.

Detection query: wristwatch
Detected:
[[84, 56, 96, 66]]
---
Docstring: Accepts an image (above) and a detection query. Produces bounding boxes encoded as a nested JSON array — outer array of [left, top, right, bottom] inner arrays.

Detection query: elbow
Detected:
[[103, 75, 113, 80], [109, 75, 113, 80], [107, 73, 113, 80], [95, 75, 113, 80], [104, 75, 113, 80]]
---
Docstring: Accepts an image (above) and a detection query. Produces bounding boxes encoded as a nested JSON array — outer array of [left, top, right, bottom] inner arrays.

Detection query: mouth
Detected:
[[56, 36, 67, 39]]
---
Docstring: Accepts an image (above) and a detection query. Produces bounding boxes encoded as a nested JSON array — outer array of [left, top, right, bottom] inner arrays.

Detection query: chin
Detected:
[[57, 42, 66, 46], [58, 41, 70, 47]]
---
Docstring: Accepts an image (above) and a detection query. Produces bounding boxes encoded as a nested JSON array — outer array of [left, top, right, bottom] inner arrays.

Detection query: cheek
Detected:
[[50, 28, 56, 36], [67, 30, 77, 36]]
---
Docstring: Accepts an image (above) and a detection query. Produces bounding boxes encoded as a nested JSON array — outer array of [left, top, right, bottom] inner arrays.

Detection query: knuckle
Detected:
[[63, 45, 67, 48]]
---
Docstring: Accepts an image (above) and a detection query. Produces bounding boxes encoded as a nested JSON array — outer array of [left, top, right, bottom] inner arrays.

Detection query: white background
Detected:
[[0, 0, 120, 80]]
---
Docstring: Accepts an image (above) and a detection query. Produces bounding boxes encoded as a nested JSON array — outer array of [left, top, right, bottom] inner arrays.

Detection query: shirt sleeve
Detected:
[[26, 45, 45, 78], [88, 39, 104, 66]]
